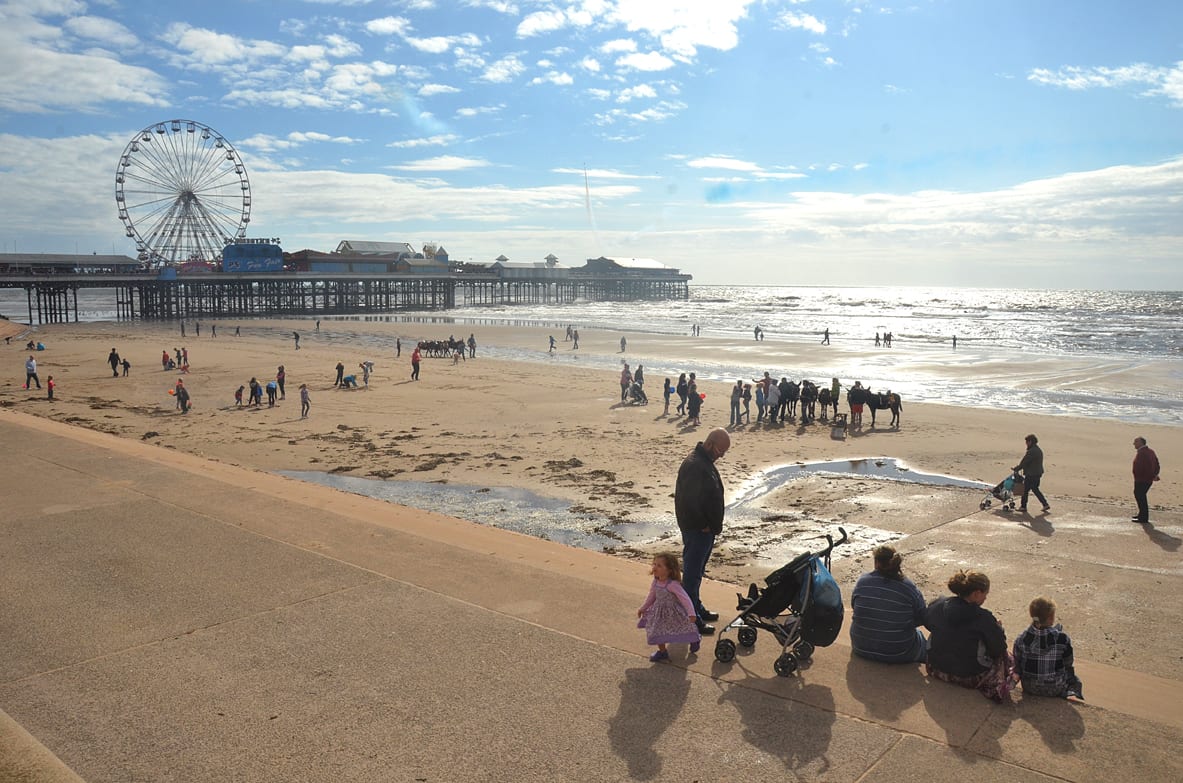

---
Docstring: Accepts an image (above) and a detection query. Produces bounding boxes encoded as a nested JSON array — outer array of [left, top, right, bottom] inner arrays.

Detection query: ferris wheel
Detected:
[[115, 119, 251, 265]]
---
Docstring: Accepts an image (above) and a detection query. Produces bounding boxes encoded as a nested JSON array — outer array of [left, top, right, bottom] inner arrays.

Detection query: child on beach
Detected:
[[265, 380, 278, 407], [47, 375, 54, 401], [300, 384, 310, 418], [663, 378, 672, 415], [636, 553, 701, 662], [742, 384, 752, 423], [1012, 597, 1084, 701], [686, 383, 702, 425], [235, 385, 244, 408]]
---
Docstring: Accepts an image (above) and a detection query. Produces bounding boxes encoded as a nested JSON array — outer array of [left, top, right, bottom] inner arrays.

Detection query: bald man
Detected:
[[675, 427, 731, 635]]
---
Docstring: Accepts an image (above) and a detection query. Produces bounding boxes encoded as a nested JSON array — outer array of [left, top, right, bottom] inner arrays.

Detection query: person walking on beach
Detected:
[[121, 358, 131, 377], [175, 380, 191, 414], [565, 325, 573, 342], [1131, 437, 1160, 524], [277, 366, 286, 399], [620, 336, 627, 353], [633, 364, 644, 390], [686, 382, 702, 425], [25, 355, 41, 389], [108, 348, 121, 378], [360, 361, 372, 387], [1013, 434, 1050, 513], [396, 337, 402, 358], [572, 329, 580, 349], [235, 386, 244, 408], [548, 335, 556, 353], [300, 384, 310, 418], [411, 346, 421, 380], [467, 334, 476, 358], [821, 328, 830, 345], [316, 320, 320, 332], [729, 380, 743, 426], [334, 362, 345, 387], [952, 335, 957, 350], [211, 324, 216, 338], [637, 553, 701, 662], [180, 322, 185, 338], [248, 378, 260, 407], [182, 347, 189, 367], [293, 331, 301, 350], [663, 378, 672, 415], [46, 375, 55, 401], [620, 363, 632, 402], [676, 373, 689, 415], [675, 428, 731, 636], [235, 325, 240, 337], [195, 322, 201, 338]]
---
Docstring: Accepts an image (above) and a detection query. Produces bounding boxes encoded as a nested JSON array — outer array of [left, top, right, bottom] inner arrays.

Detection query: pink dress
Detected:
[[637, 579, 701, 645]]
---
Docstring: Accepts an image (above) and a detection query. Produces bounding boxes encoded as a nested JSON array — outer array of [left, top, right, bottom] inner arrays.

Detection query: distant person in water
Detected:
[[821, 328, 830, 345], [620, 336, 627, 353]]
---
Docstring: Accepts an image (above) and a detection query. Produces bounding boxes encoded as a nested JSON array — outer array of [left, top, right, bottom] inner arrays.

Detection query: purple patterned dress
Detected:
[[637, 579, 701, 645]]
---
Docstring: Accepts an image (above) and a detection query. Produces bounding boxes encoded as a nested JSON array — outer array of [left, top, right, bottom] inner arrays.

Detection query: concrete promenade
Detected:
[[1, 410, 1181, 782]]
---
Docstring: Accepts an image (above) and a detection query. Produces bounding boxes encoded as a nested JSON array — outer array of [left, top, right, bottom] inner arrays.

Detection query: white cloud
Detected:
[[616, 52, 675, 72], [1028, 61, 1183, 107], [605, 0, 755, 57], [587, 87, 611, 100], [480, 55, 526, 82], [617, 84, 657, 102], [63, 16, 138, 48], [517, 10, 568, 37], [389, 155, 491, 171], [600, 38, 636, 54], [688, 156, 760, 172], [419, 83, 461, 96], [530, 71, 575, 86], [387, 134, 460, 148], [778, 12, 827, 34], [552, 167, 659, 180], [160, 23, 286, 68], [456, 104, 503, 117], [579, 56, 601, 72], [365, 17, 412, 36]]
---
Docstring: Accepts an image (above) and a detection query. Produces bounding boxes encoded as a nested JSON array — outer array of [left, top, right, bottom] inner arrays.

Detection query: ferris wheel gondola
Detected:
[[114, 119, 251, 266]]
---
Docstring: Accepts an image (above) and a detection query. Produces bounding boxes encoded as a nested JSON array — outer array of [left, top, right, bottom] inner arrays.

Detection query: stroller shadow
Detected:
[[1019, 515, 1055, 537], [716, 676, 837, 777], [607, 665, 691, 780]]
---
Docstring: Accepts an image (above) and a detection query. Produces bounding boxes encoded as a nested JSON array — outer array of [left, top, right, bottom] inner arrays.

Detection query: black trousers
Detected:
[[1134, 481, 1152, 522]]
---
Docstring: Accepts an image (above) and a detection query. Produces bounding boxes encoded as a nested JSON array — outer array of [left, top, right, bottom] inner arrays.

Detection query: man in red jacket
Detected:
[[1131, 437, 1161, 524]]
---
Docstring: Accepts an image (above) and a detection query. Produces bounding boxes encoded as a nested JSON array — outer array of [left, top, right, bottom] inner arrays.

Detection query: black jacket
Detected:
[[1015, 444, 1044, 478], [675, 444, 725, 535], [924, 596, 1007, 677]]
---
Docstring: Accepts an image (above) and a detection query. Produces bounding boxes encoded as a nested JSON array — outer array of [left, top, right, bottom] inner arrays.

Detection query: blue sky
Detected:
[[1, 0, 1181, 288]]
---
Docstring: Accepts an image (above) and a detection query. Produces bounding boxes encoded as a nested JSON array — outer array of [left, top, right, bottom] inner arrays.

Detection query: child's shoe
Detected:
[[649, 650, 669, 662], [689, 641, 700, 654]]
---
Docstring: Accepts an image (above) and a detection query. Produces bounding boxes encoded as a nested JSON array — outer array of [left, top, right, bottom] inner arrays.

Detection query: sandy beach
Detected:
[[3, 317, 1180, 681]]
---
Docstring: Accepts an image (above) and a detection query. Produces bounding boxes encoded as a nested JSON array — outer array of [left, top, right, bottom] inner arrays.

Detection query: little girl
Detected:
[[662, 378, 672, 415], [637, 553, 701, 662]]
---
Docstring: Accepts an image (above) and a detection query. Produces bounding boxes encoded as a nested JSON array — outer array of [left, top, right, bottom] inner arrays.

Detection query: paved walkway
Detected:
[[1, 411, 1181, 782]]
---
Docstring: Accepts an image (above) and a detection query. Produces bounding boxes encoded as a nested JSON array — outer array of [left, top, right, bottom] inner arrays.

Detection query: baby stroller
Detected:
[[714, 528, 848, 676], [625, 381, 648, 405], [980, 471, 1024, 511]]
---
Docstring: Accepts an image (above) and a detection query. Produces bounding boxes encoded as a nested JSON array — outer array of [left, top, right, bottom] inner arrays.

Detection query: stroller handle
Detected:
[[821, 527, 849, 559]]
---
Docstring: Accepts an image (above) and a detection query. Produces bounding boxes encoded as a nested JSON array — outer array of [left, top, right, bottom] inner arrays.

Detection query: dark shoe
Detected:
[[1042, 505, 1051, 512], [689, 641, 700, 654], [696, 622, 716, 636], [649, 650, 669, 662], [701, 610, 720, 622]]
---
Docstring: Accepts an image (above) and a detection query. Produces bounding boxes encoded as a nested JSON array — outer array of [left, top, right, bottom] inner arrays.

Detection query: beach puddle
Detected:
[[279, 458, 986, 575]]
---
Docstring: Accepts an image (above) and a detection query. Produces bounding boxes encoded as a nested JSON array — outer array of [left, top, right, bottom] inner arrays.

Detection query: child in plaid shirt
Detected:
[[1012, 597, 1083, 700]]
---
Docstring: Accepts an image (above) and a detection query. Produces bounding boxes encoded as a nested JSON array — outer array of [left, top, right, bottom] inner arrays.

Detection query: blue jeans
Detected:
[[729, 400, 741, 425], [681, 529, 716, 619]]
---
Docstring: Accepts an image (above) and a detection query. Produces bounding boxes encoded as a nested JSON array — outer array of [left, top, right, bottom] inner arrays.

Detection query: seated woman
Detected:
[[849, 545, 927, 663], [925, 570, 1014, 702]]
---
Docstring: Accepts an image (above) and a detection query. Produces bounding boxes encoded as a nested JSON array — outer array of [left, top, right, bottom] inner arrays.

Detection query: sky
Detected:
[[1, 0, 1181, 289]]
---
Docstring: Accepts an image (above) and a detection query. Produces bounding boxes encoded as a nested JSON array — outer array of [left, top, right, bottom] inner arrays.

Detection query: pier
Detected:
[[0, 270, 690, 325]]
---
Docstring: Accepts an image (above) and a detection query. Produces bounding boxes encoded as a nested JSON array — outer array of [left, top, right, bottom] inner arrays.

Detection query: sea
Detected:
[[3, 285, 1181, 425]]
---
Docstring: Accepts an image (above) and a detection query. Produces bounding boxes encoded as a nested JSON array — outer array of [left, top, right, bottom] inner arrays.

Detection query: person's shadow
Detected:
[[843, 654, 925, 721], [717, 675, 836, 777], [1011, 694, 1087, 754], [1140, 521, 1181, 552], [1019, 515, 1055, 537], [607, 665, 691, 780]]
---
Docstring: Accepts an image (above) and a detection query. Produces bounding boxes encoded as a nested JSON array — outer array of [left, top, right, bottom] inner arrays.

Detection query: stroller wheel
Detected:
[[980, 500, 990, 510], [714, 638, 737, 663], [774, 652, 799, 677], [794, 641, 815, 661], [738, 627, 758, 647]]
